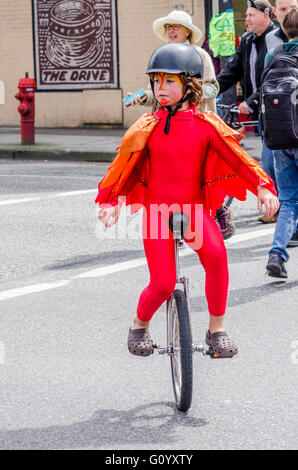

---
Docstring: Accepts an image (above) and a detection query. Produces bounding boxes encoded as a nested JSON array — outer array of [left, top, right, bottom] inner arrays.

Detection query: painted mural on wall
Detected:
[[32, 0, 118, 90]]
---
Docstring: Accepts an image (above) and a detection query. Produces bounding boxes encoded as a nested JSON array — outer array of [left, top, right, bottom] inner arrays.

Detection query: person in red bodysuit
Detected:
[[97, 43, 279, 358]]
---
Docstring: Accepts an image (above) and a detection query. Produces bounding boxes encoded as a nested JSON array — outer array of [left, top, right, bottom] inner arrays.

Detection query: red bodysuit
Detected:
[[137, 106, 237, 321], [96, 105, 275, 322]]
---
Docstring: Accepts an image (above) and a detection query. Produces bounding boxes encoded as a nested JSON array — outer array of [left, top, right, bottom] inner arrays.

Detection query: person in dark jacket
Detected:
[[217, 0, 275, 120], [258, 0, 297, 222], [217, 1, 278, 223], [265, 7, 298, 278]]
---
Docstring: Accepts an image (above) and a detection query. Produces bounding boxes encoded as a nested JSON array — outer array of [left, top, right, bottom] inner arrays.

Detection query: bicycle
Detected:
[[152, 212, 217, 413], [216, 102, 259, 209], [216, 102, 259, 134]]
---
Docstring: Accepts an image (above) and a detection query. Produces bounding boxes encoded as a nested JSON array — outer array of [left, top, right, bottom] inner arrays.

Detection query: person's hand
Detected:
[[98, 204, 121, 228], [238, 101, 250, 115], [257, 186, 279, 219], [127, 92, 147, 106]]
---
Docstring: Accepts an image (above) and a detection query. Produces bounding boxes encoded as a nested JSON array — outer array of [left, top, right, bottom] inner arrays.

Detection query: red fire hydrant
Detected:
[[15, 73, 36, 145]]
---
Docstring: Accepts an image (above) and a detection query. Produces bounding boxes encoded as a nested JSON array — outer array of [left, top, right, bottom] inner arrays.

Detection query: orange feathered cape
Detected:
[[95, 111, 275, 215]]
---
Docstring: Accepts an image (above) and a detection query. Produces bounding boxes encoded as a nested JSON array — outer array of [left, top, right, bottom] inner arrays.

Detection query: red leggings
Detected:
[[137, 205, 229, 321]]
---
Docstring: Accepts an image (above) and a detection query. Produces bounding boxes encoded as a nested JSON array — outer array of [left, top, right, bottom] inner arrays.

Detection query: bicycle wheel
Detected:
[[169, 289, 193, 412]]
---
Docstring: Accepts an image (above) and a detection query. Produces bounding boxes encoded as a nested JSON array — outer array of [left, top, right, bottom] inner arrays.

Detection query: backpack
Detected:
[[260, 45, 298, 149]]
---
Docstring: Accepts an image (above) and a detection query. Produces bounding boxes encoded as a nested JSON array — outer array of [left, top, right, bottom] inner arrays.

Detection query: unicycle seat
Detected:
[[169, 212, 189, 241]]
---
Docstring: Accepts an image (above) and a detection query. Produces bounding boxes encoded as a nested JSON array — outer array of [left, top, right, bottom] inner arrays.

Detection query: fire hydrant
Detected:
[[15, 73, 36, 145]]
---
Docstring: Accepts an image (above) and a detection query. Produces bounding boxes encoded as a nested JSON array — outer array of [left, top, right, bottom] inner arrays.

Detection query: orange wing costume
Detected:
[[95, 111, 276, 216]]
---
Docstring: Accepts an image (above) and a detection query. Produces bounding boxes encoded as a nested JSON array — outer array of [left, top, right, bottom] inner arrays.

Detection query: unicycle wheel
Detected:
[[169, 289, 193, 412]]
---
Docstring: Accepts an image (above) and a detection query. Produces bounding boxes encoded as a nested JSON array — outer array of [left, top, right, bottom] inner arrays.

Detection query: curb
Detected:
[[0, 139, 261, 163], [0, 148, 115, 162], [0, 148, 260, 162]]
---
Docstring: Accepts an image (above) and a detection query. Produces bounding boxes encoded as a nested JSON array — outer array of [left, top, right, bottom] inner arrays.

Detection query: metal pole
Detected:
[[204, 0, 213, 36]]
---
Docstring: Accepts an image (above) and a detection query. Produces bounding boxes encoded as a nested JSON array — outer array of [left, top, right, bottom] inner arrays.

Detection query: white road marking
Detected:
[[225, 227, 275, 244], [53, 189, 96, 198], [75, 227, 275, 279], [75, 257, 148, 279], [0, 197, 40, 206], [0, 227, 275, 302], [0, 280, 70, 302], [0, 189, 96, 206], [0, 174, 99, 179]]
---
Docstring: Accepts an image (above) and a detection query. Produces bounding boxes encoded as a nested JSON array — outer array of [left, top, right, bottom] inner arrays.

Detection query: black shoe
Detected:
[[266, 252, 288, 279], [287, 231, 298, 247]]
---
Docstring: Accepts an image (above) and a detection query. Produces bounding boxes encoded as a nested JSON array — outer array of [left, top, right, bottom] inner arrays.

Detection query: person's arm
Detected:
[[245, 49, 274, 113], [209, 127, 279, 217], [257, 186, 279, 219], [126, 83, 155, 107], [217, 40, 245, 94], [244, 90, 260, 115], [203, 80, 219, 100], [197, 46, 217, 81], [209, 127, 274, 192], [98, 203, 122, 228], [195, 47, 219, 108], [245, 49, 275, 115], [141, 85, 155, 106]]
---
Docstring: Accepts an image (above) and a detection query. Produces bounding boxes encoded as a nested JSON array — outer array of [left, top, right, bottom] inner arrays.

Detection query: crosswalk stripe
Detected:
[[0, 281, 70, 302], [0, 227, 275, 301]]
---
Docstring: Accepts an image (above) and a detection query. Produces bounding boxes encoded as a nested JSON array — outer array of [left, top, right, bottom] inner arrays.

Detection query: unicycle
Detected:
[[152, 213, 216, 413], [167, 212, 193, 412], [168, 288, 193, 412]]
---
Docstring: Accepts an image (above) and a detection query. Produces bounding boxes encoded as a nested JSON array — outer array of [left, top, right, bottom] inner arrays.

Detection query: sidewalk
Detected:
[[0, 126, 262, 162]]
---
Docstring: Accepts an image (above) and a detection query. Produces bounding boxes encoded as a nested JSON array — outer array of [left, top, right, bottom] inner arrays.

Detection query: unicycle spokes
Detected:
[[171, 299, 182, 401], [169, 289, 193, 412]]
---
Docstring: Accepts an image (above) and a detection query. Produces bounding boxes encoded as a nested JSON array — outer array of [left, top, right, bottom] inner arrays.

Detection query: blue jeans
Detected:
[[257, 121, 277, 188], [269, 149, 298, 262]]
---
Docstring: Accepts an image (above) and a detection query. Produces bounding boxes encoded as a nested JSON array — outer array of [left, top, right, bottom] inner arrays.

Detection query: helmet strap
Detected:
[[164, 91, 193, 135]]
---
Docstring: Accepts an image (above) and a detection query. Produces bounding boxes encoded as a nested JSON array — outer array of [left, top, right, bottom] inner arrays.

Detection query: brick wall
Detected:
[[0, 0, 206, 128]]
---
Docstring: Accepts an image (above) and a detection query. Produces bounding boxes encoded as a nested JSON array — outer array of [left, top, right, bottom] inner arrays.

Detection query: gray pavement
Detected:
[[0, 126, 262, 162], [0, 160, 297, 450]]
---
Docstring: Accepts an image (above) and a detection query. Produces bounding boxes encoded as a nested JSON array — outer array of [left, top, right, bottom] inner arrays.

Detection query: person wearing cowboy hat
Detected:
[[127, 10, 219, 113]]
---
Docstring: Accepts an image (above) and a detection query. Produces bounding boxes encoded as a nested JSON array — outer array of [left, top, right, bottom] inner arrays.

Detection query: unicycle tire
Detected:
[[169, 289, 193, 412]]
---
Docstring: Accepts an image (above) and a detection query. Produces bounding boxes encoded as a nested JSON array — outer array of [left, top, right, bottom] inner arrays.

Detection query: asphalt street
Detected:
[[0, 159, 297, 450]]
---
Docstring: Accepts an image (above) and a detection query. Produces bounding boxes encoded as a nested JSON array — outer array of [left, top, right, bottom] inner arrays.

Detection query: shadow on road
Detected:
[[0, 401, 208, 450], [234, 213, 264, 230], [191, 280, 298, 312], [44, 249, 144, 271], [180, 243, 272, 271], [226, 243, 270, 264]]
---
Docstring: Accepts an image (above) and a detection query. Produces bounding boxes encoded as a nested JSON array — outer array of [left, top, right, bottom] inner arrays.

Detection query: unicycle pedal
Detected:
[[206, 347, 220, 359]]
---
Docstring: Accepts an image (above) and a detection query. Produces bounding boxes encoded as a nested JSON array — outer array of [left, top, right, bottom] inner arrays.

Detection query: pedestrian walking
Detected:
[[217, 1, 278, 223], [264, 7, 298, 278], [266, 0, 297, 49], [127, 10, 219, 112]]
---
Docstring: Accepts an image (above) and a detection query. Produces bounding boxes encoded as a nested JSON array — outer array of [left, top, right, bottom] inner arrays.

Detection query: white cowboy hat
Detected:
[[152, 10, 202, 44]]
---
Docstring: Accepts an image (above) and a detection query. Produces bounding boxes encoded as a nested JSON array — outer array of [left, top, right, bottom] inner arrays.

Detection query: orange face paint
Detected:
[[154, 73, 183, 88], [154, 73, 183, 106]]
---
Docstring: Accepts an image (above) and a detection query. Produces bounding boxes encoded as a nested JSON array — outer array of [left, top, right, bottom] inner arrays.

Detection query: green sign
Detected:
[[209, 9, 236, 57]]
